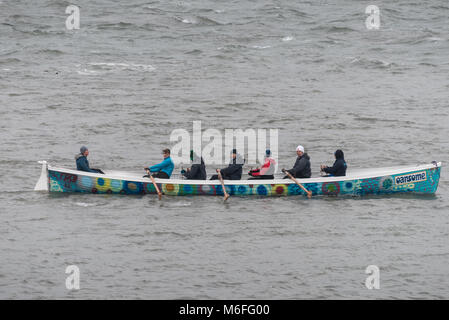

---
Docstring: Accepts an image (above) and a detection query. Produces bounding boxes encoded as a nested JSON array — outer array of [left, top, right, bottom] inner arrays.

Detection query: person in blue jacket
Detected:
[[145, 148, 174, 179], [320, 149, 347, 176], [75, 146, 104, 174]]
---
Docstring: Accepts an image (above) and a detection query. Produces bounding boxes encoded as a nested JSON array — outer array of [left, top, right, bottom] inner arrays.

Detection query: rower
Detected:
[[210, 149, 244, 180], [75, 146, 104, 174], [248, 149, 276, 180], [320, 149, 347, 176], [282, 145, 311, 179], [144, 148, 174, 179], [181, 150, 207, 180]]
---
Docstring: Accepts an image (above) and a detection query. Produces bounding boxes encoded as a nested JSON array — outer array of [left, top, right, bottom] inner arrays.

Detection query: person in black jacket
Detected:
[[210, 149, 244, 180], [181, 150, 207, 180], [321, 149, 347, 176], [282, 145, 311, 178]]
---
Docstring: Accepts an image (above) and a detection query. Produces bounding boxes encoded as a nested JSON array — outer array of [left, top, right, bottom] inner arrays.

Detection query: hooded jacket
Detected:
[[288, 153, 311, 178], [75, 153, 98, 173], [183, 154, 207, 180], [323, 152, 347, 176], [220, 153, 244, 180]]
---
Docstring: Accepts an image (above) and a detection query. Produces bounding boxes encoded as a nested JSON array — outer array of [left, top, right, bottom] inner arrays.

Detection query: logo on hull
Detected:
[[395, 171, 427, 185]]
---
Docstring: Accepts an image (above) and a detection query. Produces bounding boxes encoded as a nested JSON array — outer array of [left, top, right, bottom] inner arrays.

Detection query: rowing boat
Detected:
[[34, 161, 441, 197]]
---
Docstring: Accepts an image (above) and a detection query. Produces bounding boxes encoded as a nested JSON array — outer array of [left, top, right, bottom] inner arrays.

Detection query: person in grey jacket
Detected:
[[283, 145, 311, 178]]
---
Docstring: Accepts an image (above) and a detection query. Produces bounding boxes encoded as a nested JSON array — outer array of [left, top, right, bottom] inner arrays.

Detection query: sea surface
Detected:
[[0, 0, 448, 299]]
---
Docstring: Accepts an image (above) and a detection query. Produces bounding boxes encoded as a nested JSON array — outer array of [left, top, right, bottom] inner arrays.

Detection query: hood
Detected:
[[300, 153, 310, 161], [335, 149, 344, 160], [231, 153, 245, 165], [75, 153, 85, 160], [191, 152, 204, 165]]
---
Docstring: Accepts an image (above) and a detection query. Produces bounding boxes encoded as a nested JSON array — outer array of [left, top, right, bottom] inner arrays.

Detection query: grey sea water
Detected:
[[0, 0, 448, 299]]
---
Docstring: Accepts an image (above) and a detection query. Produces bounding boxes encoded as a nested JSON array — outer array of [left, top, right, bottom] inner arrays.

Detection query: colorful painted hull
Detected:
[[38, 162, 442, 197]]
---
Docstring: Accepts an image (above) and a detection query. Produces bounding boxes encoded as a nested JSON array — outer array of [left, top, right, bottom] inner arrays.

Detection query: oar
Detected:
[[146, 169, 162, 200], [282, 169, 312, 198], [216, 169, 230, 201]]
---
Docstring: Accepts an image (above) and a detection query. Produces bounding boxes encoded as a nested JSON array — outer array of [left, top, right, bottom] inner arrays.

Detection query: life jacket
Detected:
[[253, 157, 276, 176]]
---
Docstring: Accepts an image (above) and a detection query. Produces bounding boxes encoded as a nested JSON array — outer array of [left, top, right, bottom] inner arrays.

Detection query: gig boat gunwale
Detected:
[[34, 161, 442, 197]]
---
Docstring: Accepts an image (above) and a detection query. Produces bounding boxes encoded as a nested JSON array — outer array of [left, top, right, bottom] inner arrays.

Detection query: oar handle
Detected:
[[147, 169, 162, 200], [282, 169, 312, 198]]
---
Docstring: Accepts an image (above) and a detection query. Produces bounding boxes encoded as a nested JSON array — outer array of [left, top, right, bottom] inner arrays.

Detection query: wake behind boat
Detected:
[[34, 161, 442, 197]]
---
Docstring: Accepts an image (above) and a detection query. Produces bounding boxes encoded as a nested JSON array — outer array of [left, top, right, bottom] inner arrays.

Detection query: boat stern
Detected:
[[34, 161, 49, 191]]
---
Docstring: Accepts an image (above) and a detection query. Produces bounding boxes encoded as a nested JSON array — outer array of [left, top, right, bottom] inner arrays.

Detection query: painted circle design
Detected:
[[50, 180, 64, 192], [124, 181, 142, 194], [181, 184, 194, 195], [273, 184, 288, 196], [256, 185, 268, 195], [163, 183, 179, 195], [237, 185, 250, 195], [78, 176, 94, 190], [127, 183, 137, 191], [95, 177, 111, 192], [110, 180, 123, 192], [198, 184, 215, 195], [322, 182, 340, 195], [341, 181, 355, 193], [380, 176, 393, 190]]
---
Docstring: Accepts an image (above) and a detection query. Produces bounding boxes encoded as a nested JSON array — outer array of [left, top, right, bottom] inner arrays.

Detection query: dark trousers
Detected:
[[152, 171, 169, 179], [210, 174, 232, 180], [283, 175, 308, 179], [248, 175, 274, 180]]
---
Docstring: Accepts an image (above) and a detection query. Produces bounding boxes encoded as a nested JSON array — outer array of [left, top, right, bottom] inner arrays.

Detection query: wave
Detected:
[[348, 57, 398, 69], [174, 15, 223, 26], [195, 8, 225, 14], [96, 22, 136, 30], [184, 49, 203, 55], [0, 58, 21, 65], [76, 62, 156, 75], [310, 25, 356, 33], [35, 49, 65, 56], [287, 8, 309, 18], [251, 45, 272, 50]]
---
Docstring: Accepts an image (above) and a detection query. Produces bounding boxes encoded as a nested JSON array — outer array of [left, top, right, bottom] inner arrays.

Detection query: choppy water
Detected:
[[1, 0, 448, 299]]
